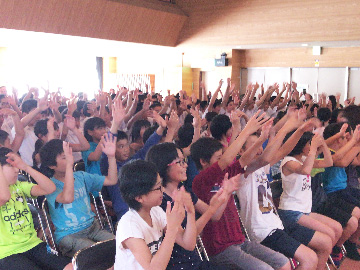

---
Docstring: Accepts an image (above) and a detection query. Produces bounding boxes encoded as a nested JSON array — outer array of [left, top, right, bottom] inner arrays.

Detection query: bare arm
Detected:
[[0, 165, 11, 206], [102, 133, 118, 186], [55, 143, 75, 204]]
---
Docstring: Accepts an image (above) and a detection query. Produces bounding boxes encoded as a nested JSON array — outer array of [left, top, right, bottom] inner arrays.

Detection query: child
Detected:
[[190, 111, 291, 270], [0, 147, 72, 270], [146, 142, 239, 270], [39, 136, 118, 257], [237, 127, 335, 270], [318, 122, 360, 260], [100, 110, 178, 221], [115, 160, 195, 270], [82, 99, 123, 175]]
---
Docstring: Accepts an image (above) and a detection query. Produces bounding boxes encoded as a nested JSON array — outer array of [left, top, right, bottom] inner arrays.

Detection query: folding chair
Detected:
[[195, 235, 209, 261], [72, 239, 116, 270], [42, 198, 59, 253], [90, 192, 115, 234]]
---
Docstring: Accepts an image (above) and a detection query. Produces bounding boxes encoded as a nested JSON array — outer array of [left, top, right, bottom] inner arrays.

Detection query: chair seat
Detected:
[[72, 239, 116, 270]]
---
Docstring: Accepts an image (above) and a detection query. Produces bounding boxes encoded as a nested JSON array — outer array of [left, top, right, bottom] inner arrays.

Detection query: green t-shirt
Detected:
[[0, 181, 42, 259]]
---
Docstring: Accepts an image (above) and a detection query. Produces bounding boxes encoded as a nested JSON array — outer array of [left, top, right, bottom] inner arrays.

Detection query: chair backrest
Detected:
[[41, 198, 58, 253], [233, 194, 251, 240], [90, 192, 115, 234], [195, 235, 209, 261], [72, 239, 116, 270]]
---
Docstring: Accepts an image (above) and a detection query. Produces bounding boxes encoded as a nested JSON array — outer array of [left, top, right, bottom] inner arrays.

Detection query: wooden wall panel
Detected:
[[233, 47, 360, 68], [0, 0, 187, 46], [176, 0, 360, 47]]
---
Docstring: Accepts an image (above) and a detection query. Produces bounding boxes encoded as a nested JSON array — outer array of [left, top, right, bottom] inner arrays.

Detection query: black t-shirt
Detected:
[[160, 185, 201, 270]]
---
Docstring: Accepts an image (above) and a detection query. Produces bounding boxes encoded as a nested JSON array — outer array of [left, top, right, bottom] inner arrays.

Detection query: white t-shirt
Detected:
[[12, 126, 37, 166], [58, 122, 82, 162], [115, 206, 167, 270], [236, 165, 283, 242], [279, 156, 312, 213]]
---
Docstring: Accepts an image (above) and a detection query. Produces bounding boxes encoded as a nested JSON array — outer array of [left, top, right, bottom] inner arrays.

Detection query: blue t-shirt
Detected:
[[46, 171, 105, 243], [82, 141, 102, 175], [322, 149, 347, 194], [100, 131, 162, 221]]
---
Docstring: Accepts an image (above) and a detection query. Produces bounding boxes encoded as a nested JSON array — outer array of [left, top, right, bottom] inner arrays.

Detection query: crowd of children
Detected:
[[0, 80, 359, 270]]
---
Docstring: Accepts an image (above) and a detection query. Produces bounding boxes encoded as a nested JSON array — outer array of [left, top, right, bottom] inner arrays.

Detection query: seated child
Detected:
[[39, 135, 118, 257], [190, 111, 291, 270], [0, 147, 72, 270], [115, 160, 195, 270]]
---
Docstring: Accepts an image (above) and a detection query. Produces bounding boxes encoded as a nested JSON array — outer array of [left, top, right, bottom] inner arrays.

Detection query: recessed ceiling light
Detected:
[[235, 46, 242, 49], [301, 44, 309, 47]]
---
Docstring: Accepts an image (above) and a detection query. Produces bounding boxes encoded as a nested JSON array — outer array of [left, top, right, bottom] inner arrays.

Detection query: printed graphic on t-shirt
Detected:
[[301, 175, 311, 191], [147, 235, 164, 255], [255, 170, 273, 214], [1, 188, 32, 234]]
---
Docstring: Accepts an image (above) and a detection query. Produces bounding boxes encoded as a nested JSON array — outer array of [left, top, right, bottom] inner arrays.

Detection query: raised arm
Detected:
[[207, 80, 223, 112], [218, 111, 270, 170], [64, 115, 90, 152], [102, 133, 118, 186]]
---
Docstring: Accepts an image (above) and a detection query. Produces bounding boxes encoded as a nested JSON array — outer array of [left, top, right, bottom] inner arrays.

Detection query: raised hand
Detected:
[[190, 108, 201, 129], [259, 119, 273, 141], [179, 186, 195, 215], [101, 133, 116, 158], [153, 111, 167, 129], [0, 108, 17, 117], [65, 115, 76, 130], [6, 152, 28, 171], [209, 188, 227, 210], [311, 133, 324, 149], [222, 173, 241, 194], [63, 141, 74, 166], [166, 192, 185, 233], [166, 110, 178, 130], [243, 110, 270, 135], [112, 98, 126, 124]]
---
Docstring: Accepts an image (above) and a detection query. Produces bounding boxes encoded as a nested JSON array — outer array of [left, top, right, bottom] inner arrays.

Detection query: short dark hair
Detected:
[[39, 139, 64, 168], [0, 147, 12, 166], [205, 111, 218, 123], [343, 105, 360, 129], [83, 117, 106, 142], [210, 114, 232, 140], [284, 131, 314, 156], [83, 102, 93, 117], [199, 101, 208, 110], [34, 119, 59, 138], [190, 137, 223, 170], [146, 143, 179, 187], [323, 122, 351, 140], [149, 102, 161, 110], [117, 130, 128, 142], [317, 108, 331, 124], [119, 160, 158, 211], [184, 114, 194, 125], [143, 126, 157, 144], [61, 108, 81, 121], [177, 123, 194, 149], [21, 99, 37, 114], [76, 100, 86, 112], [0, 130, 9, 145], [131, 120, 150, 142]]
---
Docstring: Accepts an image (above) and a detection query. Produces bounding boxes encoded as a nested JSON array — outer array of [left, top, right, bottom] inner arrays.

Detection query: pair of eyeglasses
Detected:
[[167, 158, 187, 167], [150, 185, 163, 192]]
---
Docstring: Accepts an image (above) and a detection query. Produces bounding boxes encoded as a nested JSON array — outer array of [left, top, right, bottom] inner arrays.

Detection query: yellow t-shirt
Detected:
[[0, 181, 42, 259]]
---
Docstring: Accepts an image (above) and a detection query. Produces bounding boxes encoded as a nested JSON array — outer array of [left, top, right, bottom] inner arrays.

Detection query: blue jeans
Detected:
[[277, 209, 310, 229]]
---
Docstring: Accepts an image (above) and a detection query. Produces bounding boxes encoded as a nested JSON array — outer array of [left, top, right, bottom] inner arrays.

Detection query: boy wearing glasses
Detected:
[[100, 114, 171, 221], [115, 160, 196, 270]]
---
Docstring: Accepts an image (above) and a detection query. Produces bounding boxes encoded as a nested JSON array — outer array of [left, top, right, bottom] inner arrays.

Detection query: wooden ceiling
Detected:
[[175, 0, 360, 48], [1, 0, 360, 49], [0, 0, 187, 46]]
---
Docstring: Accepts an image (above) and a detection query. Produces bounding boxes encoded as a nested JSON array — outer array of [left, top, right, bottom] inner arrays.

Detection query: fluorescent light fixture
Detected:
[[301, 43, 308, 47]]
